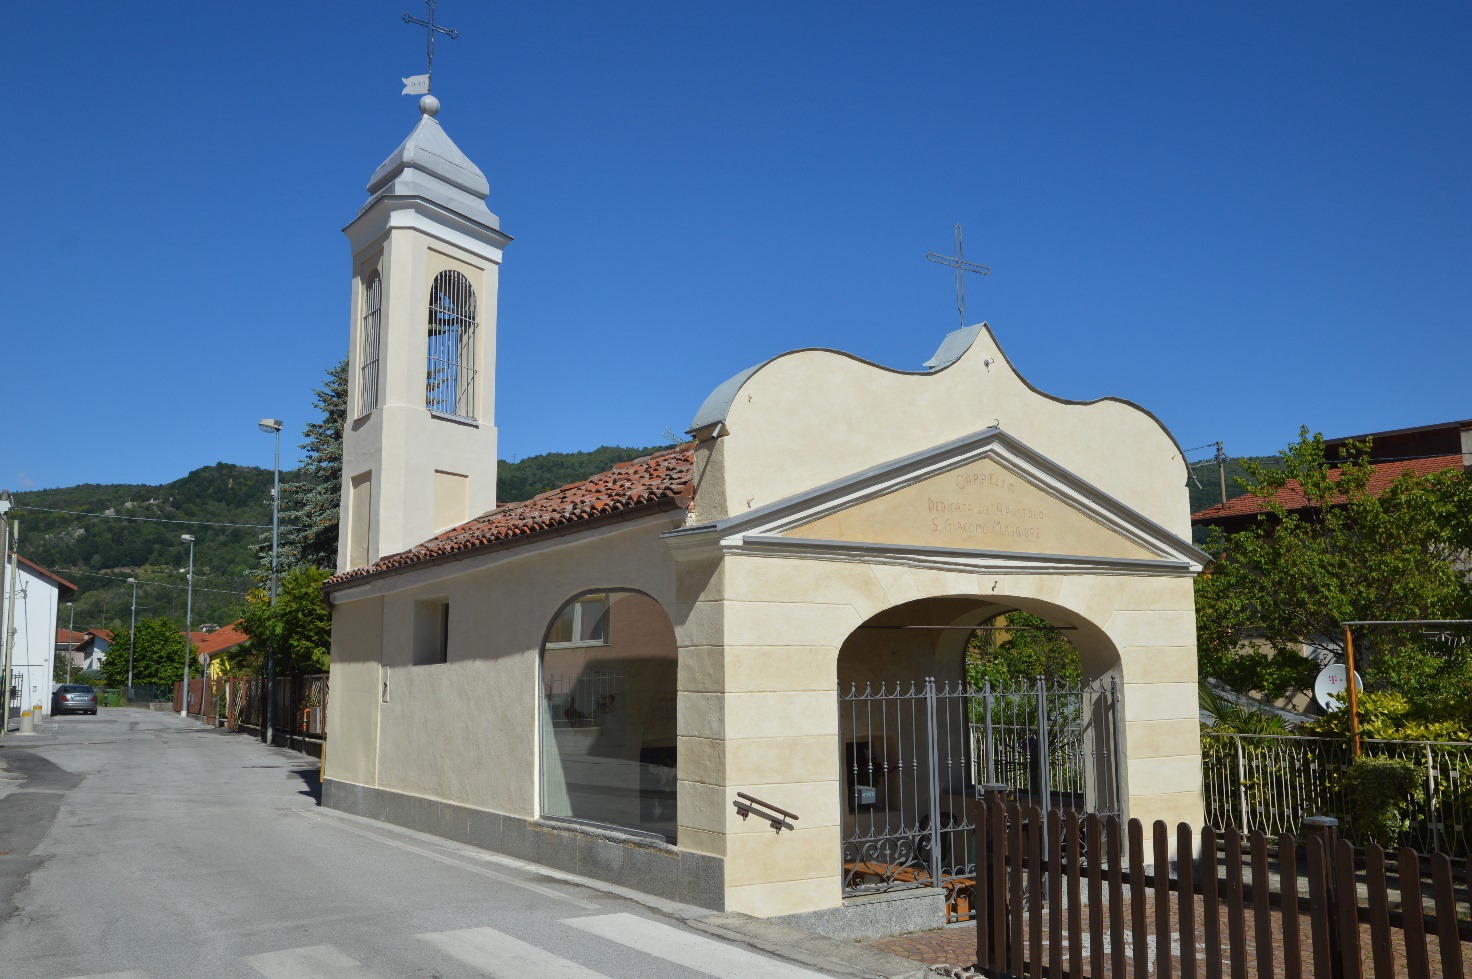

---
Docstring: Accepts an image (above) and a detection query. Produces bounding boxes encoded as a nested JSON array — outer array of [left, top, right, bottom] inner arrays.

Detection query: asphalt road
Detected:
[[0, 708, 873, 979]]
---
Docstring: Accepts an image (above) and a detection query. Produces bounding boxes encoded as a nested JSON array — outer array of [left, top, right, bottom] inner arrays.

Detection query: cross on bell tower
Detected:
[[402, 0, 459, 95]]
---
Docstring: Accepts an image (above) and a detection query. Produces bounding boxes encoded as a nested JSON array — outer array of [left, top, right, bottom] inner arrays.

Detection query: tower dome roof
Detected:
[[361, 109, 498, 229]]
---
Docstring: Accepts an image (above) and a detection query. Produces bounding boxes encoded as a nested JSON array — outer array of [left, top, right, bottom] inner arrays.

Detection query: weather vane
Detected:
[[401, 0, 459, 102], [926, 223, 990, 330]]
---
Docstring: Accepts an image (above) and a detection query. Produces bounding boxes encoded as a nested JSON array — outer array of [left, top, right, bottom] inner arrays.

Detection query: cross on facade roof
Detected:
[[926, 223, 990, 330], [402, 0, 459, 94]]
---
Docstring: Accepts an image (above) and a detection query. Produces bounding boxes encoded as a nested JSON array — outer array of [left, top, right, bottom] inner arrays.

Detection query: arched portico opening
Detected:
[[837, 594, 1126, 920], [539, 589, 678, 841]]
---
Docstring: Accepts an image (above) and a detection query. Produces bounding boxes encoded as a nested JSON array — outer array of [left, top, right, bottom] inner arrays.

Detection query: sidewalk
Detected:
[[866, 925, 975, 971]]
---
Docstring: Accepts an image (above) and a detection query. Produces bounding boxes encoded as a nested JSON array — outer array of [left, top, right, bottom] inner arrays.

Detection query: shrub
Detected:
[[1302, 691, 1472, 743], [1341, 756, 1419, 846]]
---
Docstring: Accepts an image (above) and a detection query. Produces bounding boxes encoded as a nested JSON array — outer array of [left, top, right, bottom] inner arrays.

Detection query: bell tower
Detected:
[[339, 94, 510, 572]]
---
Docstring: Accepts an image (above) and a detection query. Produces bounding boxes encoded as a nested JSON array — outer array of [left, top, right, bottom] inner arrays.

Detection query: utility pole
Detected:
[[1215, 441, 1229, 509], [179, 535, 195, 719], [259, 419, 283, 746], [126, 578, 137, 697], [65, 602, 75, 684], [1, 506, 19, 738]]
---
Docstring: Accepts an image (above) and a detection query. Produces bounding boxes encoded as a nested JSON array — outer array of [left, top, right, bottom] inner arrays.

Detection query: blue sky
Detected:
[[3, 3, 1468, 491]]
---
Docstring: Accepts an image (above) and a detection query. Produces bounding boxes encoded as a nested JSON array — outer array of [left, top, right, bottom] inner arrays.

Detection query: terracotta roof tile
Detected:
[[196, 621, 250, 657], [326, 444, 696, 590], [1192, 454, 1464, 523]]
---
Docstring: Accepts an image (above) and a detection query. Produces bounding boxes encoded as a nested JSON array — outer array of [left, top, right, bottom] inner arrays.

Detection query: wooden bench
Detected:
[[845, 861, 977, 920]]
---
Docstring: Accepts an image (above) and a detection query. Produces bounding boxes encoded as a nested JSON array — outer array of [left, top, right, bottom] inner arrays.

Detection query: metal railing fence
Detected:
[[176, 673, 329, 740], [840, 676, 1122, 920], [125, 684, 174, 703], [1203, 733, 1472, 857]]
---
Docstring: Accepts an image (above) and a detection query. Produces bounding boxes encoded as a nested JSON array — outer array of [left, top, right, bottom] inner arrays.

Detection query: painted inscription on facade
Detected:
[[787, 457, 1156, 560], [927, 466, 1046, 546]]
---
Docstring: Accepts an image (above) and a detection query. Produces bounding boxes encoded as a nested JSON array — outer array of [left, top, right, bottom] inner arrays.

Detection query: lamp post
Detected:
[[259, 418, 283, 745], [126, 578, 137, 698], [65, 602, 74, 684], [179, 535, 195, 719]]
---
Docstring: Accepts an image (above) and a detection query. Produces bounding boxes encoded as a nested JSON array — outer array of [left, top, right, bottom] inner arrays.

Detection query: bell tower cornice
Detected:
[[344, 195, 512, 267]]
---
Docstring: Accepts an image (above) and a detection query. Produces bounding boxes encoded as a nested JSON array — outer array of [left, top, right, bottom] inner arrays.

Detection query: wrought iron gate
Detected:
[[839, 676, 1122, 920]]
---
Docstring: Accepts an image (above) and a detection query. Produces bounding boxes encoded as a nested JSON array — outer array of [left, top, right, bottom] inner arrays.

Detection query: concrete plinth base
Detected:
[[322, 777, 726, 911], [775, 886, 948, 940]]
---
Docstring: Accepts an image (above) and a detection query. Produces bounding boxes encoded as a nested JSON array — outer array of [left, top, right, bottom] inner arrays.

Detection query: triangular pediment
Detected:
[[664, 428, 1207, 575], [784, 455, 1159, 562]]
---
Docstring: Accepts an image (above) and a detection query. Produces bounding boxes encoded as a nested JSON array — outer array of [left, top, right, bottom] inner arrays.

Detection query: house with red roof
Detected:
[[3, 553, 76, 719], [194, 621, 252, 678], [1191, 418, 1471, 533], [316, 95, 1210, 928], [55, 628, 112, 673]]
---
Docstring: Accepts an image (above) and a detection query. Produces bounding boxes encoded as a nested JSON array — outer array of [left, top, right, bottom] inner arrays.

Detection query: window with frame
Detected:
[[359, 270, 382, 415], [425, 269, 478, 420], [545, 593, 611, 648]]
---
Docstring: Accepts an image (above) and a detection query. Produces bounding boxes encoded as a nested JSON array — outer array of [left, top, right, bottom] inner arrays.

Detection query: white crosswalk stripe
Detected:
[[64, 913, 838, 979], [419, 925, 609, 977], [245, 943, 384, 979], [567, 912, 834, 978]]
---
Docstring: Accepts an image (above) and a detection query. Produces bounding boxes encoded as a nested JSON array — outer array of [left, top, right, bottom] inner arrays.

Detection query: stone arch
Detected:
[[836, 591, 1124, 694], [835, 589, 1128, 910]]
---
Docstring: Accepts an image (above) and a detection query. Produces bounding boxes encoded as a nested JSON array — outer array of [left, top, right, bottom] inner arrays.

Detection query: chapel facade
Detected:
[[323, 97, 1208, 930]]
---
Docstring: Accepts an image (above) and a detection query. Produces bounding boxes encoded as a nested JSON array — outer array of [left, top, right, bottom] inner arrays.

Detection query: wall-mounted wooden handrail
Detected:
[[733, 792, 799, 833]]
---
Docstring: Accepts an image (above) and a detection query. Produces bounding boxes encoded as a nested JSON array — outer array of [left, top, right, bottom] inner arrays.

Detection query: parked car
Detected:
[[52, 684, 98, 715]]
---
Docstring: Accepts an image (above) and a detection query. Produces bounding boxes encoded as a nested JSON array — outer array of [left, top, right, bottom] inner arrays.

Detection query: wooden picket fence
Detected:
[[974, 793, 1469, 978]]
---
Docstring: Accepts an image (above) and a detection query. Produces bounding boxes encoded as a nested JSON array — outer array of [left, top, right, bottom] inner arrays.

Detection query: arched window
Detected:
[[358, 270, 382, 415], [540, 590, 678, 841], [426, 269, 478, 419]]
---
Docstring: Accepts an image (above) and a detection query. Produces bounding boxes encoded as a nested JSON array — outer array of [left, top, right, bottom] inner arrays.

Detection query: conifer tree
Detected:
[[267, 360, 346, 573]]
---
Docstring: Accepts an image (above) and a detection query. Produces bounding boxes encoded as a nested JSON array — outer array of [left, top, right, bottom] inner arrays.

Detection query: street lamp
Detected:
[[179, 534, 195, 719], [259, 418, 283, 745], [126, 578, 137, 698]]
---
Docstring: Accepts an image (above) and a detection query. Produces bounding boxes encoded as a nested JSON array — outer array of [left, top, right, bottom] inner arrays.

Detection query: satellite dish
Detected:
[[1314, 663, 1362, 712]]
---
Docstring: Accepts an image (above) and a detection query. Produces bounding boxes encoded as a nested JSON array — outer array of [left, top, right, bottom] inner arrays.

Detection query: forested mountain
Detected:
[[12, 464, 280, 628], [10, 444, 673, 632], [498, 444, 672, 502], [1185, 454, 1279, 514]]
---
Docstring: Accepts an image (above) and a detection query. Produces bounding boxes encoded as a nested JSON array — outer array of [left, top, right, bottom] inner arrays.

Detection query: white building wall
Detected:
[[2, 562, 61, 717]]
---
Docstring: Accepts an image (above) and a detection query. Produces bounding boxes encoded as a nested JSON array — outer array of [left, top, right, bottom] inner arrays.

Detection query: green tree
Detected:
[[239, 567, 332, 674], [1196, 428, 1472, 711], [267, 360, 347, 574], [966, 611, 1082, 689], [100, 617, 192, 688]]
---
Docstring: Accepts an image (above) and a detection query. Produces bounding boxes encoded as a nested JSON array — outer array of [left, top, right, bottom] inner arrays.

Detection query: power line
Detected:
[[14, 505, 271, 530], [55, 568, 251, 597]]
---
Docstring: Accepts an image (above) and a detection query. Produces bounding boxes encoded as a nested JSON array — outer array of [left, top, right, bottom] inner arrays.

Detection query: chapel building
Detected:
[[323, 96, 1208, 931]]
